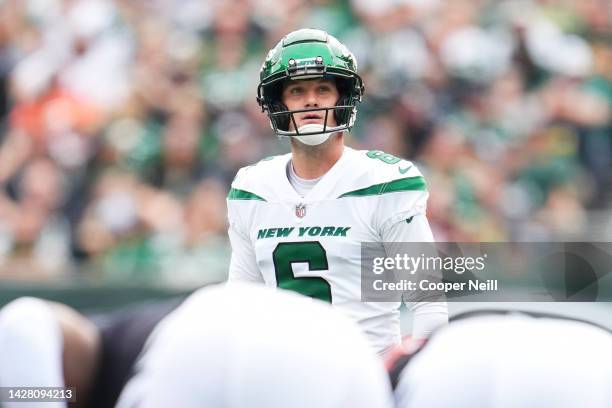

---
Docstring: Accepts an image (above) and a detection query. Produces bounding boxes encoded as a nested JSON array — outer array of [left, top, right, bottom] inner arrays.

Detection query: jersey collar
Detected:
[[282, 146, 354, 202]]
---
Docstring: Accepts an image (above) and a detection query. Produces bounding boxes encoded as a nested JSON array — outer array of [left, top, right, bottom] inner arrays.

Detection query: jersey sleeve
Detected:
[[381, 213, 448, 339], [367, 158, 429, 236], [380, 212, 434, 243], [407, 301, 448, 340], [382, 214, 439, 304], [226, 198, 264, 284]]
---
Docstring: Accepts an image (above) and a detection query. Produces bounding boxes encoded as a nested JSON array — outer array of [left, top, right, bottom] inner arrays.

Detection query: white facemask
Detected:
[[294, 124, 336, 146]]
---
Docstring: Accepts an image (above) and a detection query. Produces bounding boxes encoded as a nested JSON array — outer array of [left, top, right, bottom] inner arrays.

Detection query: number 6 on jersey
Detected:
[[272, 242, 332, 302]]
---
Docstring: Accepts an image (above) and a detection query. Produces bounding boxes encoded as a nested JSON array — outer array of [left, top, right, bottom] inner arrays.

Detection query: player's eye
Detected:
[[318, 85, 332, 93], [288, 86, 304, 95]]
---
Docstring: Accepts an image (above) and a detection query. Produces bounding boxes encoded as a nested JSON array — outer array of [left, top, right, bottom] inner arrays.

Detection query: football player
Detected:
[[0, 296, 182, 408], [392, 311, 612, 407], [0, 285, 393, 408], [115, 283, 394, 408], [227, 28, 448, 354]]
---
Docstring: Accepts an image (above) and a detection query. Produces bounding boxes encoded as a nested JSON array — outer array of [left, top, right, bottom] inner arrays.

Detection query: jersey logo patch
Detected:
[[295, 203, 307, 218], [398, 165, 413, 174]]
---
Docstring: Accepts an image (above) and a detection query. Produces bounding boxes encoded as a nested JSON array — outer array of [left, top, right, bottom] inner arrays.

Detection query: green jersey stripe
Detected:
[[227, 188, 267, 201], [338, 176, 426, 198]]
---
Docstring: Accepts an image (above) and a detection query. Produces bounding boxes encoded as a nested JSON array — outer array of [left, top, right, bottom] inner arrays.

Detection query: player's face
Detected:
[[282, 78, 340, 131]]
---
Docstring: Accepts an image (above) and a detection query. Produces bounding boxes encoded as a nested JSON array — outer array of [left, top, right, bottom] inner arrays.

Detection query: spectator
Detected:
[[0, 0, 609, 284]]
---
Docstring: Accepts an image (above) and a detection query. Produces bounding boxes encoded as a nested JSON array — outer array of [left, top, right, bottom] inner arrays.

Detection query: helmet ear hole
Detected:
[[269, 101, 291, 131], [334, 95, 351, 126], [333, 78, 354, 126], [263, 82, 291, 131]]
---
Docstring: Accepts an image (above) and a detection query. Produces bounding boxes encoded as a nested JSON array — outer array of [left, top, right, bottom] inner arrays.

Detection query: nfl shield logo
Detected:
[[295, 203, 306, 218]]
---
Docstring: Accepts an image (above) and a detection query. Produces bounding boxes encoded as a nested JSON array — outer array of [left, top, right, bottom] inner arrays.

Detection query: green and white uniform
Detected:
[[227, 147, 446, 353]]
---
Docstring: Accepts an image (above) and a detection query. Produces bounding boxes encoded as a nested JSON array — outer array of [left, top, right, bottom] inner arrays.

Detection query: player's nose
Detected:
[[304, 88, 319, 107]]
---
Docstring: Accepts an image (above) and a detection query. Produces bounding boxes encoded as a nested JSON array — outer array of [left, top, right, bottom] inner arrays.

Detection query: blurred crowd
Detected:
[[0, 0, 609, 284]]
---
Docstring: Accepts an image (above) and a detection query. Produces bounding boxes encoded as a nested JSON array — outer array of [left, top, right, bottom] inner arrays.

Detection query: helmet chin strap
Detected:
[[294, 124, 335, 146], [276, 123, 346, 146]]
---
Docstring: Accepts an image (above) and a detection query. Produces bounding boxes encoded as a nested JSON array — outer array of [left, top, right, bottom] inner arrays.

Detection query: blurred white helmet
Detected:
[[117, 284, 393, 408], [395, 312, 612, 407]]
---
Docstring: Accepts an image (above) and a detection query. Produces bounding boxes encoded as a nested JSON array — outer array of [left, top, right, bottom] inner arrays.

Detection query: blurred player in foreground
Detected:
[[116, 284, 393, 407], [390, 311, 612, 407], [0, 295, 182, 408], [0, 284, 393, 407], [227, 28, 447, 354]]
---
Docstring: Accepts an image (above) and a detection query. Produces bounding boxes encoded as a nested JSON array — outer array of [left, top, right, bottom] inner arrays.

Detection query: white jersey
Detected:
[[227, 147, 432, 353]]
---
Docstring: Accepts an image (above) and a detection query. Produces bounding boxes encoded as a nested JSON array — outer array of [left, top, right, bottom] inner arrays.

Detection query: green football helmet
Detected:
[[257, 29, 365, 137]]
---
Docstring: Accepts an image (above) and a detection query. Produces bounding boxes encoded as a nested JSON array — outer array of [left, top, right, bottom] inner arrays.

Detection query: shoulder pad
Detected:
[[228, 154, 290, 202]]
